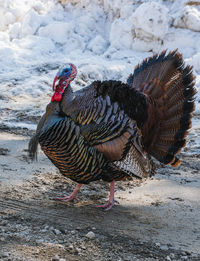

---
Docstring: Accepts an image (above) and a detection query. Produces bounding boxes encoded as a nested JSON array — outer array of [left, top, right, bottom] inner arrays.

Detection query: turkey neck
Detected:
[[39, 101, 64, 135], [41, 85, 74, 134], [60, 84, 75, 115]]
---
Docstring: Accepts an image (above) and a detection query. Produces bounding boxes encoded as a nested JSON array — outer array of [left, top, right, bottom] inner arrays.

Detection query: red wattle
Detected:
[[51, 92, 62, 102], [54, 92, 62, 101], [51, 79, 68, 102]]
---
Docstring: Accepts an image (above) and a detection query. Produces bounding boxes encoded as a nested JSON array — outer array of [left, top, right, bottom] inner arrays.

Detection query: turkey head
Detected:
[[51, 63, 77, 102]]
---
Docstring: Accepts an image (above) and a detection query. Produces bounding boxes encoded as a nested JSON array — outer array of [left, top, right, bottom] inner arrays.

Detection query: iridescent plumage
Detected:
[[29, 50, 196, 210]]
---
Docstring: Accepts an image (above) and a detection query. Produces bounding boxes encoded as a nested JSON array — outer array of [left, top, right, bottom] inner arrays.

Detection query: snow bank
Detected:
[[174, 5, 200, 32], [131, 2, 169, 41], [0, 0, 199, 129], [88, 35, 108, 55], [109, 18, 133, 50], [38, 21, 74, 44]]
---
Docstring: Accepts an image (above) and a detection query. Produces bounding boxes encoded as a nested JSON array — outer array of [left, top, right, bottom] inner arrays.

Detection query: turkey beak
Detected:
[[53, 75, 59, 90]]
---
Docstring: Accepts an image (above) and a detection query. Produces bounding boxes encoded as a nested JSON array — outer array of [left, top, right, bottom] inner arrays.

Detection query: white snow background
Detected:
[[0, 0, 199, 128]]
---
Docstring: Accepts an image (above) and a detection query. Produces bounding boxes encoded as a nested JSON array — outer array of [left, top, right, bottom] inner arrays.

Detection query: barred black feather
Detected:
[[29, 50, 196, 190]]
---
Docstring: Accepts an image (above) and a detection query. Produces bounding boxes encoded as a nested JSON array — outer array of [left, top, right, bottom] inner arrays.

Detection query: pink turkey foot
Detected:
[[55, 195, 77, 202], [95, 181, 117, 211], [55, 184, 82, 202], [96, 200, 115, 211]]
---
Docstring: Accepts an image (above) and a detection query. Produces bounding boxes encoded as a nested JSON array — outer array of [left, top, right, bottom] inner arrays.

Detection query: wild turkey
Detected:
[[29, 50, 196, 210]]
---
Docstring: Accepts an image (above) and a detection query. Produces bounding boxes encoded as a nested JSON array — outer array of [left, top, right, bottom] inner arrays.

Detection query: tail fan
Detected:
[[127, 50, 197, 166]]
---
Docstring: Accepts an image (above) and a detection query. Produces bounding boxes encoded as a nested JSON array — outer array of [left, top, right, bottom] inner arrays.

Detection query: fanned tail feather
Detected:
[[127, 50, 197, 166]]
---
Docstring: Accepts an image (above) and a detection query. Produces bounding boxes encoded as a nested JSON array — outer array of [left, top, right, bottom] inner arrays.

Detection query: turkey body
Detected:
[[38, 85, 149, 184], [29, 50, 196, 209]]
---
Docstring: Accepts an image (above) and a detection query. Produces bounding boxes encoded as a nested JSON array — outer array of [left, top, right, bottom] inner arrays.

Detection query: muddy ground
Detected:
[[0, 118, 200, 261]]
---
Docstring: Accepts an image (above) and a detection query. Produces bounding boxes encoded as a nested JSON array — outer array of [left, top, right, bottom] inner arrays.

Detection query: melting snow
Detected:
[[0, 0, 199, 126]]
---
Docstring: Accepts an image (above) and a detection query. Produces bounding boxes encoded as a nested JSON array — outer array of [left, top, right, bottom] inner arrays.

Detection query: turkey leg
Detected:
[[55, 183, 82, 202], [96, 180, 116, 210]]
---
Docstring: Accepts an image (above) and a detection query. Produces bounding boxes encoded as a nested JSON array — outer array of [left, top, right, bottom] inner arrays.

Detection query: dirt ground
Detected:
[[0, 118, 200, 261]]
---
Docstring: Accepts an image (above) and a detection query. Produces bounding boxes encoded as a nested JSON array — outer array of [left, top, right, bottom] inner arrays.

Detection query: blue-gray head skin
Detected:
[[51, 63, 77, 102], [57, 64, 71, 78]]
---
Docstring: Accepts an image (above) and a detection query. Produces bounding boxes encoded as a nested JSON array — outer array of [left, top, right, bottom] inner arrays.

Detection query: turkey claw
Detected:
[[54, 195, 77, 202], [95, 200, 115, 211]]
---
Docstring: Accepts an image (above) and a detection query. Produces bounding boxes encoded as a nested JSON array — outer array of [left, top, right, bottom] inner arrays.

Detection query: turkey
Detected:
[[29, 50, 196, 210]]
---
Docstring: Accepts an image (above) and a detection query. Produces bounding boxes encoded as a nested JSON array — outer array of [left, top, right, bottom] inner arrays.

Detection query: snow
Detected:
[[174, 5, 200, 32], [0, 1, 199, 254], [88, 35, 108, 55], [109, 18, 133, 50], [38, 21, 74, 44], [0, 0, 199, 125], [131, 2, 169, 40]]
